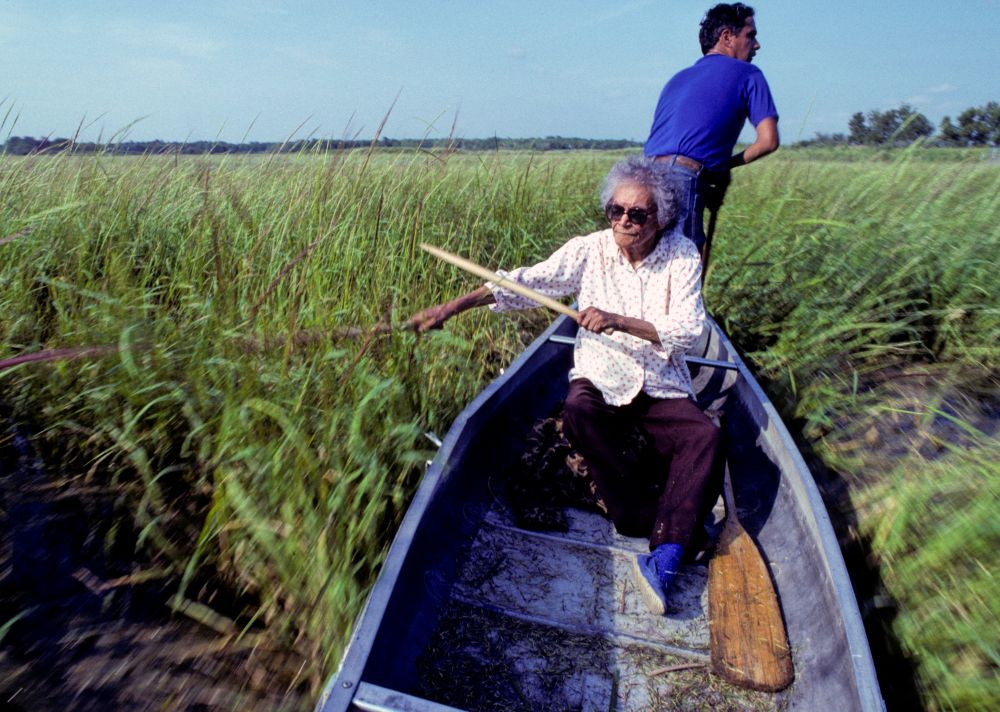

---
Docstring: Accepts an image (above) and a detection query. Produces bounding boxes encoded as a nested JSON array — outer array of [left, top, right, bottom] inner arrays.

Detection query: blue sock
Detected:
[[650, 543, 685, 591]]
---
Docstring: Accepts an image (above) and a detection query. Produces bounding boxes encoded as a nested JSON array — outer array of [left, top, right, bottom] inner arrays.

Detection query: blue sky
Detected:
[[2, 0, 998, 143]]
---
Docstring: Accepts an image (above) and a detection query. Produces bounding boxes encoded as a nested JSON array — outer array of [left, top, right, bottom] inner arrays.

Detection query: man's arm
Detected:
[[729, 116, 779, 168]]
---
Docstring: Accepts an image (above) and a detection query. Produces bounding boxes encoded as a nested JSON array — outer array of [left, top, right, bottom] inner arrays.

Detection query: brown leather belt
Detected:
[[653, 154, 703, 171]]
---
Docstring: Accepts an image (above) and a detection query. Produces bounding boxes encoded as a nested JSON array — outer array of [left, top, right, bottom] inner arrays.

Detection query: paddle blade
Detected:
[[708, 520, 794, 692]]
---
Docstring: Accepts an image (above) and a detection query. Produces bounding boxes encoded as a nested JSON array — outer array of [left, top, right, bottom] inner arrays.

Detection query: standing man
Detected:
[[645, 3, 779, 258]]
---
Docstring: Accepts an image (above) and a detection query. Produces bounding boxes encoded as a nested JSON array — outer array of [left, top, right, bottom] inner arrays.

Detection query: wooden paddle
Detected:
[[708, 460, 794, 691]]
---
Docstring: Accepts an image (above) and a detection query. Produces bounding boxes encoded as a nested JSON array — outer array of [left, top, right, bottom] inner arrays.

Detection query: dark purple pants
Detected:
[[561, 378, 720, 551]]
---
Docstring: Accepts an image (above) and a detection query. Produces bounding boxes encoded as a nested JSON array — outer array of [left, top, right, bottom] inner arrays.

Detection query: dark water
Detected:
[[0, 411, 308, 711]]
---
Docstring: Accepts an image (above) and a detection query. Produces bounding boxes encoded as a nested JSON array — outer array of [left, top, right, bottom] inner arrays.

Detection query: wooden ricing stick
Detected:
[[419, 243, 579, 320]]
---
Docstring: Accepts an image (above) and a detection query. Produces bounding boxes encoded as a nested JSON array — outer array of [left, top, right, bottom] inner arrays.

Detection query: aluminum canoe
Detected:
[[317, 315, 884, 712]]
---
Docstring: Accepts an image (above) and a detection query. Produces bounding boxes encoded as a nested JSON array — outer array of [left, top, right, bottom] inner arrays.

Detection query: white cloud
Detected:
[[106, 19, 227, 59], [581, 0, 658, 29], [905, 83, 961, 107], [276, 46, 338, 69], [217, 0, 292, 18], [125, 56, 193, 81]]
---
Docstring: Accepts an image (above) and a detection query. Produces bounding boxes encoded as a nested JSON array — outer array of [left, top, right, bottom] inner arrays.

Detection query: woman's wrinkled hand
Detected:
[[407, 304, 452, 333], [577, 307, 618, 334]]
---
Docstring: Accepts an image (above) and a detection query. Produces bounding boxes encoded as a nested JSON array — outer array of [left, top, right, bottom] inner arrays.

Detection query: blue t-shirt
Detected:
[[644, 55, 777, 172]]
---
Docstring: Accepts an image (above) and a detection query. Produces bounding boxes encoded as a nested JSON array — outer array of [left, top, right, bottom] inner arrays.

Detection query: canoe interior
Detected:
[[320, 316, 883, 712]]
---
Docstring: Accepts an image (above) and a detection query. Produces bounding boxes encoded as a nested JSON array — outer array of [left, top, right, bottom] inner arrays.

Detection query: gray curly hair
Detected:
[[599, 155, 680, 231]]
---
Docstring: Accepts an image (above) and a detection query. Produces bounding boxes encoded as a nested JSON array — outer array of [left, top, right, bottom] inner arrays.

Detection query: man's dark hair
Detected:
[[699, 3, 755, 54]]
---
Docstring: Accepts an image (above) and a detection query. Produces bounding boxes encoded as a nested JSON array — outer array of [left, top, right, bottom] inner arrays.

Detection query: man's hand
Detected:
[[577, 307, 619, 334], [408, 304, 453, 333]]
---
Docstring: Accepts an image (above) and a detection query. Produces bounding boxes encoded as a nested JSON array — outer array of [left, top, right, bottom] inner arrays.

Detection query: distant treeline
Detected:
[[6, 100, 997, 155], [802, 101, 1000, 147], [1, 135, 642, 156]]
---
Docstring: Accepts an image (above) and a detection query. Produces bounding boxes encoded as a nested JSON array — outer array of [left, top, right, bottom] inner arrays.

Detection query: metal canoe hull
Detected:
[[318, 316, 883, 712]]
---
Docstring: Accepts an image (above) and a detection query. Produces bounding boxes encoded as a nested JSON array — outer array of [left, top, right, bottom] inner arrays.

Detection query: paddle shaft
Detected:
[[699, 162, 733, 284], [701, 205, 719, 284]]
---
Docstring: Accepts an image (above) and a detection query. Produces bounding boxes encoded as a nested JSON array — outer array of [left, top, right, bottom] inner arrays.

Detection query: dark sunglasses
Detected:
[[605, 202, 657, 226]]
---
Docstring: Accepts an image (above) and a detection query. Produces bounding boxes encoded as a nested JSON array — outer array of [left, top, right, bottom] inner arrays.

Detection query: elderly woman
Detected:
[[409, 155, 719, 614]]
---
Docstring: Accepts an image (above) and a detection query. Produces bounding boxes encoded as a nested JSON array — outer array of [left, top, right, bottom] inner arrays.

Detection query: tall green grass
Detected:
[[858, 424, 998, 711], [708, 147, 1000, 435], [1, 146, 997, 708], [0, 148, 607, 694]]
